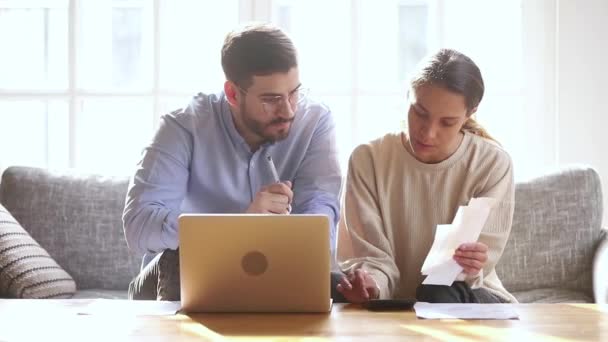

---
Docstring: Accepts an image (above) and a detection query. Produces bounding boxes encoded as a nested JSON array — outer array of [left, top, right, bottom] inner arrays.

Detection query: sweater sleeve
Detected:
[[465, 149, 515, 288], [337, 144, 401, 299]]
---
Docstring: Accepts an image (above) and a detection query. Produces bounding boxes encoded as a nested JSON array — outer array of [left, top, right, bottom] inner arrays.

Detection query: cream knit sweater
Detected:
[[338, 131, 517, 303]]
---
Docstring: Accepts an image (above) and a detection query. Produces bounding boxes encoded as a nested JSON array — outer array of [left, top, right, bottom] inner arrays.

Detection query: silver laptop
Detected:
[[178, 214, 332, 313]]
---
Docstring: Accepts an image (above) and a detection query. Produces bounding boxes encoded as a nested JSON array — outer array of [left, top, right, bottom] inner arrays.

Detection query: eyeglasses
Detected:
[[237, 85, 309, 114]]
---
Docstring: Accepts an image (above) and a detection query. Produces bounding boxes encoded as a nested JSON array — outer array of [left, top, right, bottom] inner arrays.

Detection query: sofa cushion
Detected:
[[512, 288, 593, 303], [0, 167, 141, 290], [497, 166, 603, 299], [0, 204, 76, 298]]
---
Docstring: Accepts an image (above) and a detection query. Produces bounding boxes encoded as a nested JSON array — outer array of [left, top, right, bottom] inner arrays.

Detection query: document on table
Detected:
[[77, 299, 180, 316], [420, 197, 495, 286], [414, 302, 519, 320]]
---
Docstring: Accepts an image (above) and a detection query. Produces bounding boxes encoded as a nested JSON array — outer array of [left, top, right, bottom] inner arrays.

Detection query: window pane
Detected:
[[78, 1, 153, 90], [75, 98, 153, 175], [311, 94, 405, 173], [272, 0, 352, 93], [356, 0, 429, 91], [158, 96, 194, 122], [0, 4, 68, 89], [47, 101, 70, 169], [398, 1, 428, 82], [314, 95, 354, 172], [159, 0, 239, 93], [442, 0, 523, 92], [356, 95, 405, 143], [0, 100, 68, 169]]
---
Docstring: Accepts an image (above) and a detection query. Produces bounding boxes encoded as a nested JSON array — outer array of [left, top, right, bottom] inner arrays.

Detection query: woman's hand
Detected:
[[453, 242, 488, 276], [336, 269, 380, 303]]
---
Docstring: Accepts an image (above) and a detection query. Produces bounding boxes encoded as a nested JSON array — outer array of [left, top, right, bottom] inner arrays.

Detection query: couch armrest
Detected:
[[593, 227, 608, 304]]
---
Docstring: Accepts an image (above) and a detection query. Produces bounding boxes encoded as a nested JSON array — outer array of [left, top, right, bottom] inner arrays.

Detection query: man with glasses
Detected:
[[123, 23, 343, 301]]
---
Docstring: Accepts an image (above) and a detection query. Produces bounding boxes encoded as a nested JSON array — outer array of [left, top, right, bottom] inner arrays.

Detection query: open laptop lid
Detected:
[[178, 214, 331, 313]]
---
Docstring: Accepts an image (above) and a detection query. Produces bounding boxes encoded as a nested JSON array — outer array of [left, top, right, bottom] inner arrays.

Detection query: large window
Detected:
[[0, 0, 525, 177], [0, 0, 239, 175]]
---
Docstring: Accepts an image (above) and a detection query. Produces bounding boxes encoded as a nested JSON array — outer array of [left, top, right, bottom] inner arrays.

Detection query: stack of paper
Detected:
[[414, 302, 519, 320], [420, 197, 495, 286]]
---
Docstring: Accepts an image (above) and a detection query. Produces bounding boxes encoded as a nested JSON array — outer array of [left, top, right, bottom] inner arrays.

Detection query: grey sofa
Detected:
[[496, 166, 606, 303], [0, 165, 606, 302], [0, 167, 140, 299]]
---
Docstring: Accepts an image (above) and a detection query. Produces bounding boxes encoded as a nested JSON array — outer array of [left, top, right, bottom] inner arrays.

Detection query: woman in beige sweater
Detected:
[[336, 49, 516, 304]]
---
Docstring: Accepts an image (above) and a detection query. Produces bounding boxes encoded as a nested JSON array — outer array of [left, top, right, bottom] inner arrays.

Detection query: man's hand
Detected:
[[453, 242, 488, 276], [246, 181, 293, 214], [336, 269, 380, 303]]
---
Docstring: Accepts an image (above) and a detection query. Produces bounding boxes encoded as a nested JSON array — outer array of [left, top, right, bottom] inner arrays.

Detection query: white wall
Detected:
[[521, 0, 559, 180], [557, 0, 608, 225]]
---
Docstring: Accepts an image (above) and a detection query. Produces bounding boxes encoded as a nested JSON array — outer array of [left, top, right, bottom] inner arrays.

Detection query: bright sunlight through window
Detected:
[[0, 0, 524, 177]]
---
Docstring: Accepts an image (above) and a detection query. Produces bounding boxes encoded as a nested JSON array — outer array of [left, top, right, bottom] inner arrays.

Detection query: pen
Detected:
[[266, 153, 281, 183], [266, 153, 292, 213]]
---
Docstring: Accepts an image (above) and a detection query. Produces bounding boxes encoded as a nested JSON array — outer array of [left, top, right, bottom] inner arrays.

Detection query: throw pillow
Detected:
[[0, 204, 76, 298]]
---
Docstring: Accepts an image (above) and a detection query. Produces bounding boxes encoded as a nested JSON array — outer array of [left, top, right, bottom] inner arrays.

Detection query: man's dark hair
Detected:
[[221, 23, 298, 89]]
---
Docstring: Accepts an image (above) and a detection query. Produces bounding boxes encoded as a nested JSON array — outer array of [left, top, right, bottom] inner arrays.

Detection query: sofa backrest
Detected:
[[497, 166, 603, 297], [1, 165, 602, 294], [0, 166, 141, 290]]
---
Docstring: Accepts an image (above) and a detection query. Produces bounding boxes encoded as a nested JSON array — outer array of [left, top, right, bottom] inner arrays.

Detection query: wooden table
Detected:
[[1, 299, 607, 341]]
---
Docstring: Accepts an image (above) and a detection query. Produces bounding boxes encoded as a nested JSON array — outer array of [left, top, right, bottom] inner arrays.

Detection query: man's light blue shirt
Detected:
[[123, 92, 342, 267]]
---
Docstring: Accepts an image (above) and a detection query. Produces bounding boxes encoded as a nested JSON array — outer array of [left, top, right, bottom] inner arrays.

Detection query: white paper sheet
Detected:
[[420, 197, 495, 286], [77, 299, 180, 316], [414, 302, 519, 320]]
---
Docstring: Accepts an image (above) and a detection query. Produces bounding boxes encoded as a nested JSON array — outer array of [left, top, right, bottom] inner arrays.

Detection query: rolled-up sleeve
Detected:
[[122, 113, 193, 255]]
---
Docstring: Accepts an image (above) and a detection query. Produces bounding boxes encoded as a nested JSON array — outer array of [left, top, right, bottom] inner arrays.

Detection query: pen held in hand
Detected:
[[266, 154, 281, 183], [266, 153, 292, 213]]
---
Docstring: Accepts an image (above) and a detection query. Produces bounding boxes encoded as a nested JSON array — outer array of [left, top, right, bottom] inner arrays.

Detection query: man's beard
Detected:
[[240, 103, 293, 144]]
